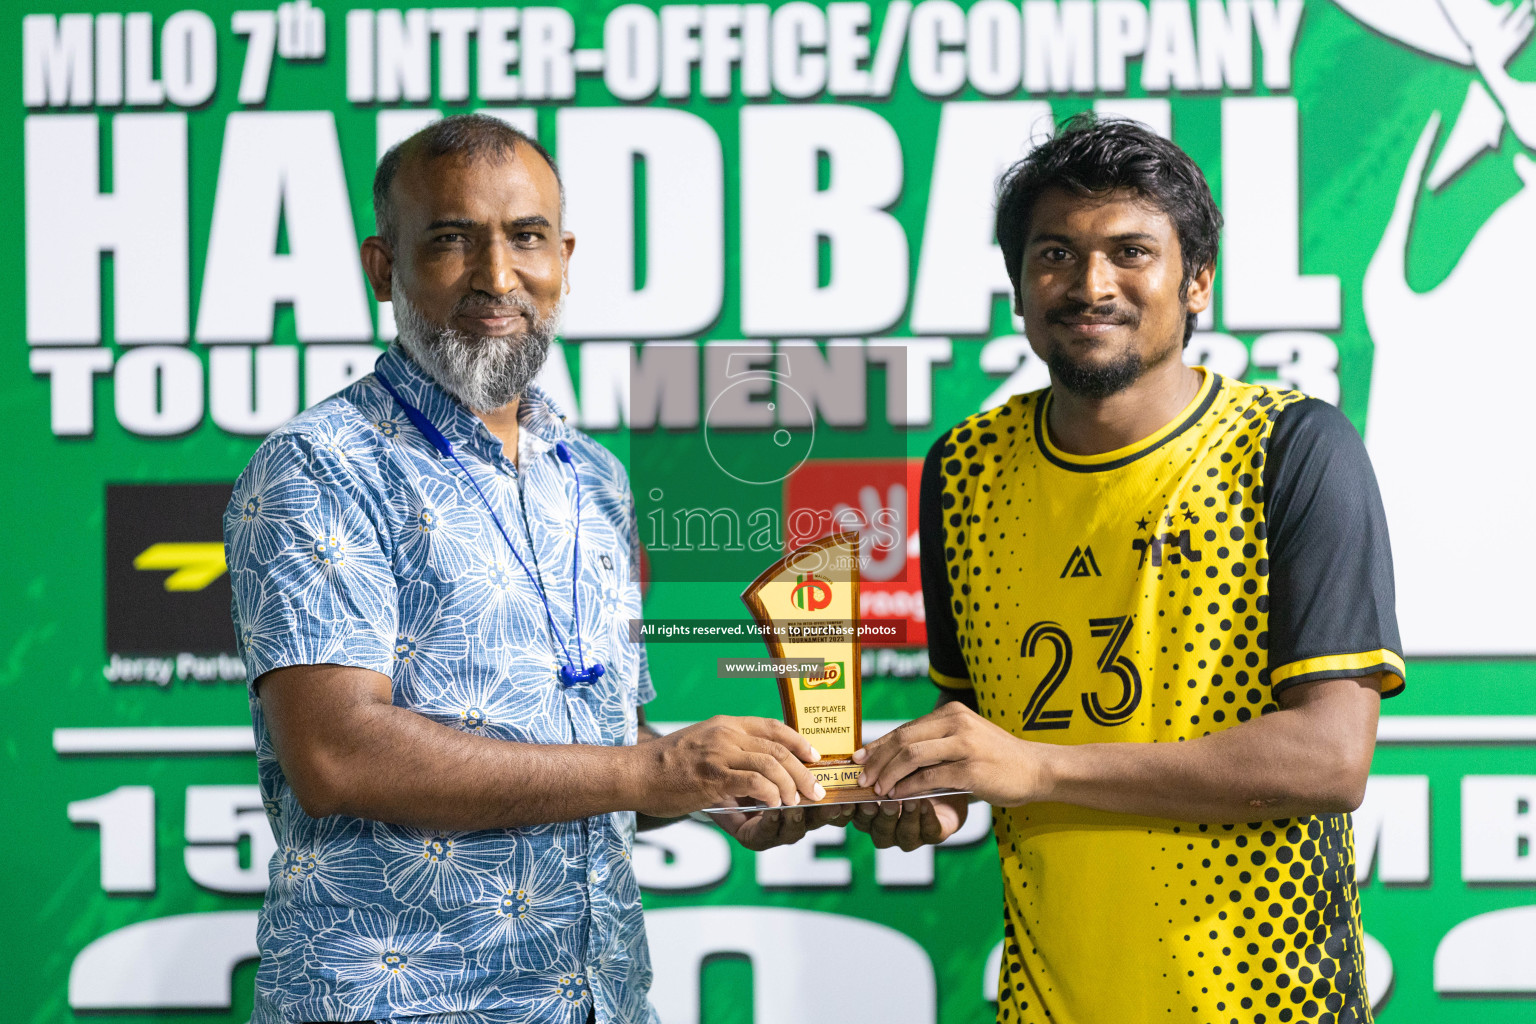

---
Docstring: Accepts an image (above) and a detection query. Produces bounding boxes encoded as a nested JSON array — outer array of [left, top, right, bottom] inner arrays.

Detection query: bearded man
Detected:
[[224, 114, 828, 1024]]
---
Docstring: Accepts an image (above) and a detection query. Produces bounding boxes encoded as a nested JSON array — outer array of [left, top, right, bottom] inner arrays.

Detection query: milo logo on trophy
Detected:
[[799, 661, 845, 689], [742, 532, 873, 801]]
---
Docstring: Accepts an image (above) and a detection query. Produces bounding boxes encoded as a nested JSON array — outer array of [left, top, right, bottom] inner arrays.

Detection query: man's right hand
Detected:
[[629, 715, 826, 817]]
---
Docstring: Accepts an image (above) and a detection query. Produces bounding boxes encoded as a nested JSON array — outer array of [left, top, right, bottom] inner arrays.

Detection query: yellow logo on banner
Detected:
[[133, 543, 228, 591]]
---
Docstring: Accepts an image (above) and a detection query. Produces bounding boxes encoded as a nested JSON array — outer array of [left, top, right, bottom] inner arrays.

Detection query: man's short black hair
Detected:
[[996, 113, 1221, 345], [372, 113, 564, 245]]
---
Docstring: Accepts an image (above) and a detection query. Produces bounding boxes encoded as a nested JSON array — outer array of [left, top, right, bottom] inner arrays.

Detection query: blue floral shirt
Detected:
[[225, 346, 657, 1024]]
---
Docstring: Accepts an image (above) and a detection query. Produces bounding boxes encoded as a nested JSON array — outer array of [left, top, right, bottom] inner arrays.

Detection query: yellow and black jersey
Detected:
[[920, 371, 1403, 1024]]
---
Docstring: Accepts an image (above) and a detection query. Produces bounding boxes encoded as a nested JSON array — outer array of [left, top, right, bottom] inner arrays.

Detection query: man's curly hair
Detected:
[[996, 114, 1221, 345]]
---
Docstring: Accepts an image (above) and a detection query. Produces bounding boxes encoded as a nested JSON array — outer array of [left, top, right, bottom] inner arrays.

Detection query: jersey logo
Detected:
[[1059, 546, 1101, 578], [1131, 530, 1203, 569]]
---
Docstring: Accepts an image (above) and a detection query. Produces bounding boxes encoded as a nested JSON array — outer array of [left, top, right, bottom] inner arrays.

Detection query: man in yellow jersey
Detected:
[[852, 114, 1403, 1024]]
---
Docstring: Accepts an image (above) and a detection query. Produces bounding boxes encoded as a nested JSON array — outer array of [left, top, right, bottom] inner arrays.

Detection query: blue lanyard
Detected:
[[375, 370, 605, 687]]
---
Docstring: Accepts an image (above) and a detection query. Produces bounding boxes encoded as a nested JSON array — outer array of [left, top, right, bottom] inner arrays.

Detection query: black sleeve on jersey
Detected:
[[921, 432, 972, 689], [1261, 398, 1404, 697]]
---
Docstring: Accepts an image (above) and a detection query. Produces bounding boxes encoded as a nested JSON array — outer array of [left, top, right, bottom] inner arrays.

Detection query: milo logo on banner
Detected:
[[800, 661, 846, 690], [790, 573, 833, 613]]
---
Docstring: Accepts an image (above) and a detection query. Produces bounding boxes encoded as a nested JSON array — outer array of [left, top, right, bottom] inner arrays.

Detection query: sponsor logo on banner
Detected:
[[784, 458, 924, 647], [105, 484, 238, 664]]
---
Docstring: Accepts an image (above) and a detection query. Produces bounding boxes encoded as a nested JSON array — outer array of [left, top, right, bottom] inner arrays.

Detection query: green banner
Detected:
[[5, 1, 1535, 1021]]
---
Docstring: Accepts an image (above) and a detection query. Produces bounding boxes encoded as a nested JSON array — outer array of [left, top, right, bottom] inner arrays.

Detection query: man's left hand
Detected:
[[713, 801, 857, 851], [850, 794, 969, 851], [853, 701, 1054, 806]]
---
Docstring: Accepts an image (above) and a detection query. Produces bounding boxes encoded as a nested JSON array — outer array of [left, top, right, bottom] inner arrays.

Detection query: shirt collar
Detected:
[[374, 344, 572, 464]]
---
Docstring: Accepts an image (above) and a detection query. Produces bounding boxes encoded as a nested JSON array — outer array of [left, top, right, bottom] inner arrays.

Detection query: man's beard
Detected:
[[1043, 302, 1151, 400], [1047, 346, 1146, 400], [392, 281, 561, 413]]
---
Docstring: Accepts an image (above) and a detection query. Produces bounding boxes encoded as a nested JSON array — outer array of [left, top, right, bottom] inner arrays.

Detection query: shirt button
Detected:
[[588, 871, 599, 884]]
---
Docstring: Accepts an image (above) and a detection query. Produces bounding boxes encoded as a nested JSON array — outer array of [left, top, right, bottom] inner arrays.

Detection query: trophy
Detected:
[[739, 531, 877, 803]]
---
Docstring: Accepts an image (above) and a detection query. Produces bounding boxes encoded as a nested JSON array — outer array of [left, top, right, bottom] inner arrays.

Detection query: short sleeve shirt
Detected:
[[225, 345, 657, 1024], [919, 373, 1402, 1024]]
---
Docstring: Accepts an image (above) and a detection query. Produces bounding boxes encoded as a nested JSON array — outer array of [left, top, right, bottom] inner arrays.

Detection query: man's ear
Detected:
[[561, 231, 576, 295], [360, 237, 394, 301], [1185, 261, 1215, 318]]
